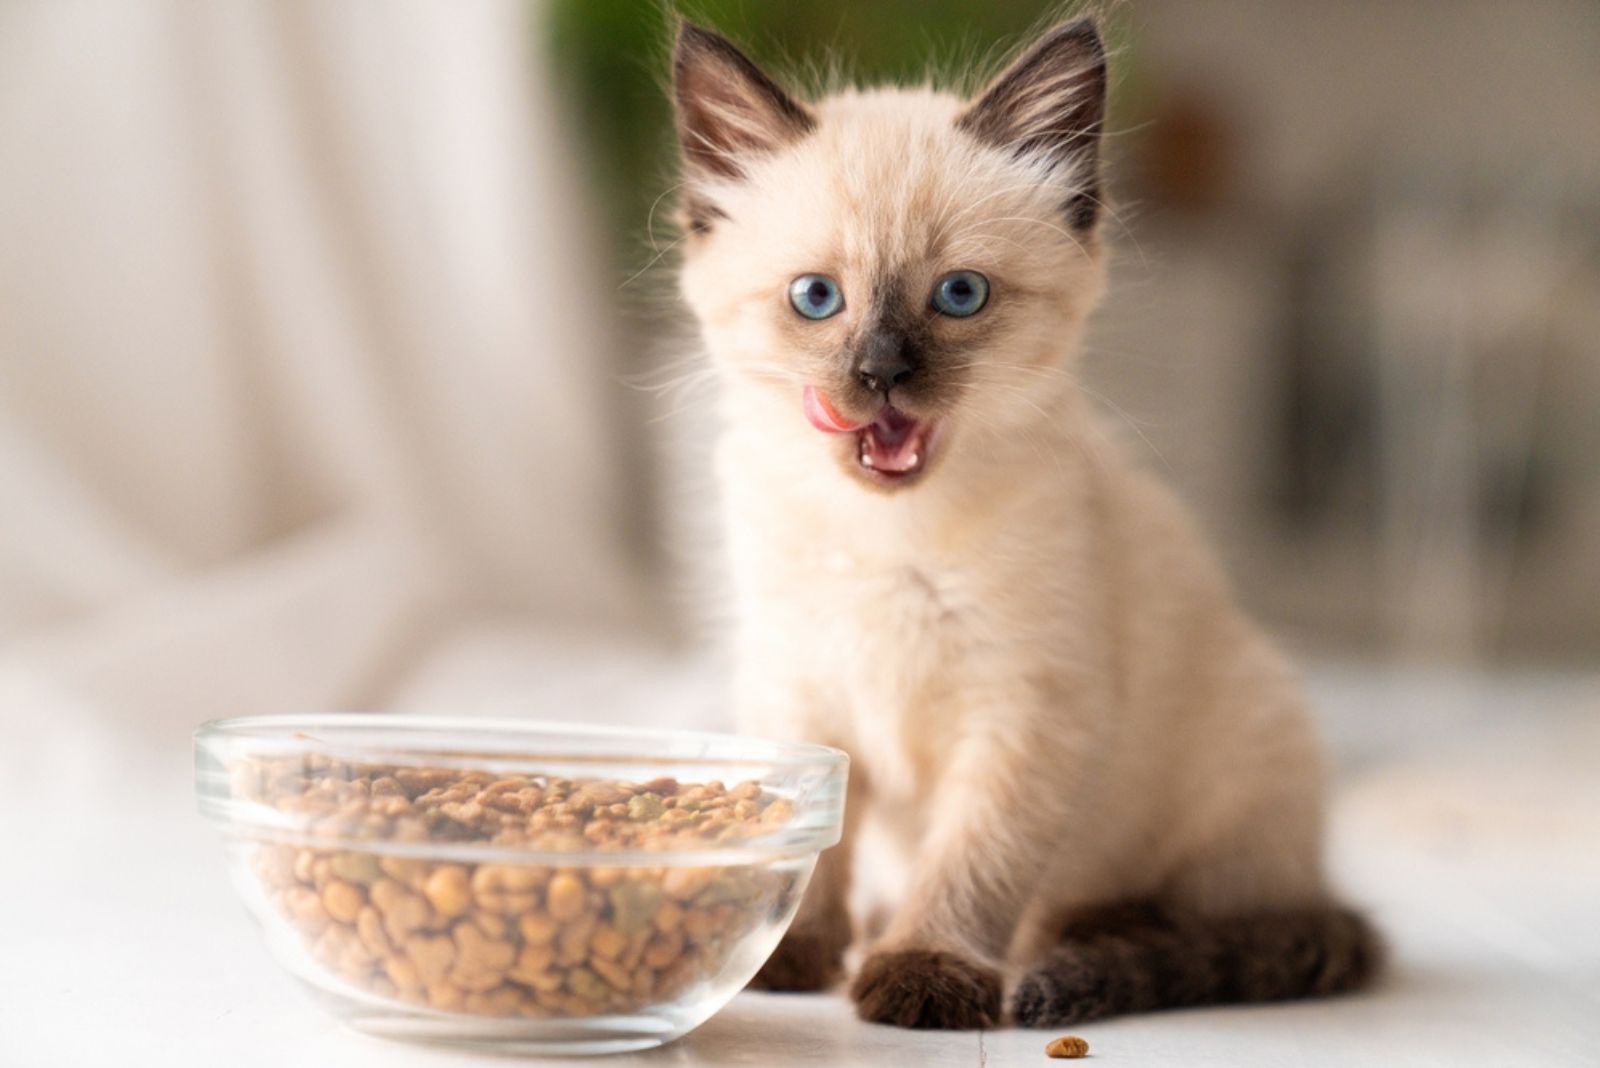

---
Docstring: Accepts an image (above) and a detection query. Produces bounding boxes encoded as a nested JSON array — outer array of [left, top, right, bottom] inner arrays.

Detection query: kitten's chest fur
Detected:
[[810, 551, 965, 796], [725, 462, 1042, 807]]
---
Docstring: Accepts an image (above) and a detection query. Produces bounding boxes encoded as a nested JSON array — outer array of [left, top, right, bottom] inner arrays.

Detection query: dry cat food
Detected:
[[1045, 1034, 1091, 1058], [234, 755, 799, 1018]]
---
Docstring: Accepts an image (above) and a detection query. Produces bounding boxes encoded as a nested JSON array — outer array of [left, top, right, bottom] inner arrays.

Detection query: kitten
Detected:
[[669, 18, 1381, 1029]]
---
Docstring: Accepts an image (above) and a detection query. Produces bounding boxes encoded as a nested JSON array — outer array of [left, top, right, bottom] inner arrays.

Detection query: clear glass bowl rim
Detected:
[[195, 714, 848, 866]]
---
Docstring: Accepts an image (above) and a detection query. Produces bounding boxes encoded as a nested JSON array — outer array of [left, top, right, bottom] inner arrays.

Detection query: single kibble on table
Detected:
[[1046, 1034, 1091, 1058], [234, 756, 801, 1020]]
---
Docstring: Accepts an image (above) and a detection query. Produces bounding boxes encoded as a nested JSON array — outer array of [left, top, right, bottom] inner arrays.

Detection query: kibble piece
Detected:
[[518, 910, 558, 946], [378, 856, 430, 891], [682, 906, 718, 945], [630, 964, 655, 997], [557, 912, 600, 966], [566, 966, 607, 1003], [472, 864, 542, 914], [383, 953, 422, 993], [508, 942, 556, 986], [642, 928, 685, 969], [519, 966, 564, 994], [321, 879, 365, 924], [422, 865, 472, 919], [588, 866, 624, 889], [576, 782, 628, 807], [427, 982, 466, 1012], [285, 886, 329, 934], [371, 880, 432, 943], [1045, 1035, 1090, 1058], [609, 879, 663, 936], [653, 900, 684, 934], [590, 955, 632, 991], [355, 906, 391, 957], [546, 872, 587, 922], [329, 851, 382, 885], [589, 923, 628, 962], [626, 793, 664, 823], [450, 922, 516, 991], [662, 867, 714, 901], [405, 933, 457, 987], [620, 924, 653, 970], [471, 910, 510, 941], [465, 985, 522, 1016]]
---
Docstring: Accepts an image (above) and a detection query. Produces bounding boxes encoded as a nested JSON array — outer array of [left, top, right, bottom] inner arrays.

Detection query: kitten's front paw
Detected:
[[850, 948, 1002, 1029], [749, 928, 848, 992]]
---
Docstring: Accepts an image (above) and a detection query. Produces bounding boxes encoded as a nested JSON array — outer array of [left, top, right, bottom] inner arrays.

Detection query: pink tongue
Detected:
[[802, 386, 868, 433]]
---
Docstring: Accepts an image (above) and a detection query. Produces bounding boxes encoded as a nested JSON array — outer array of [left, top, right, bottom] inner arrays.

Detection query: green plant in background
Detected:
[[544, 0, 1089, 272]]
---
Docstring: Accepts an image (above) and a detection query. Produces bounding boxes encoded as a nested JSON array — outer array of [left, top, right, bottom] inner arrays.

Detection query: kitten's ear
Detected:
[[957, 18, 1108, 229], [672, 21, 814, 183]]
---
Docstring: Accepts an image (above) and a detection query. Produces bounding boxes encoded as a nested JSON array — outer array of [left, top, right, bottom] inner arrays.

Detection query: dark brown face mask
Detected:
[[847, 281, 928, 402]]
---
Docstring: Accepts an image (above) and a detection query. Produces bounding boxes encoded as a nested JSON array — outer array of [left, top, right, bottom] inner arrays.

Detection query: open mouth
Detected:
[[857, 406, 933, 480], [801, 385, 937, 485]]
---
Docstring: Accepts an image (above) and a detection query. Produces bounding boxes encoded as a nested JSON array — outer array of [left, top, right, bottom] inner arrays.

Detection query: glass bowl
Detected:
[[195, 715, 848, 1055]]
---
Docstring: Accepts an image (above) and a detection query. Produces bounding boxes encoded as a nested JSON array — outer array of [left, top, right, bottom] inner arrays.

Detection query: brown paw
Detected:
[[1010, 949, 1105, 1027], [749, 928, 848, 992], [850, 948, 1002, 1029]]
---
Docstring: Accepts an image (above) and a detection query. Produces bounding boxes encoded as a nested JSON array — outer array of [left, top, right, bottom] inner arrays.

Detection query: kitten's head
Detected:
[[672, 19, 1109, 492]]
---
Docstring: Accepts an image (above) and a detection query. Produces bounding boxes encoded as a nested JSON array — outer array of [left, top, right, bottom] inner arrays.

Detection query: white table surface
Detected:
[[5, 658, 1598, 1067]]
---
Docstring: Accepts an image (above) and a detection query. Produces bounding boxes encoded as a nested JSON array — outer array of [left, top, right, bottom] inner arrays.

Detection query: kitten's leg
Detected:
[[749, 765, 863, 992], [1010, 900, 1383, 1026], [850, 711, 1090, 1029]]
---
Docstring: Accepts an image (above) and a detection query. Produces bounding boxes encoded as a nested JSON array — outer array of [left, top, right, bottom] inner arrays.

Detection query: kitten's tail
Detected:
[[1011, 901, 1383, 1026]]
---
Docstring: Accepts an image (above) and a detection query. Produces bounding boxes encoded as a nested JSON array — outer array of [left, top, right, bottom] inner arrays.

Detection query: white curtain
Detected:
[[0, 0, 661, 766]]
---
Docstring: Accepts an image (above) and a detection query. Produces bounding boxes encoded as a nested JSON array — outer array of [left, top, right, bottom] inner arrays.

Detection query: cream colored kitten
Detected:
[[670, 18, 1380, 1029]]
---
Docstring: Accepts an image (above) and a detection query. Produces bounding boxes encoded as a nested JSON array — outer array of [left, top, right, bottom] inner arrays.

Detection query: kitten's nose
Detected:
[[855, 352, 915, 394]]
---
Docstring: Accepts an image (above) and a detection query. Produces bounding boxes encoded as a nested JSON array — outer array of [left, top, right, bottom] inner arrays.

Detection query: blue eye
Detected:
[[788, 274, 844, 320], [931, 270, 990, 317]]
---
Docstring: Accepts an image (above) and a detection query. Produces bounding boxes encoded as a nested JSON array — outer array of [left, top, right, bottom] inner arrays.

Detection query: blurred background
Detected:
[[5, 4, 1599, 1061], [3, 0, 1598, 751]]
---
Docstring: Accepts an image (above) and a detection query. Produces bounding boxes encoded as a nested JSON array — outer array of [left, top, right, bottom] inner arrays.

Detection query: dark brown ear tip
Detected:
[[673, 19, 742, 65], [673, 20, 725, 75], [1038, 17, 1107, 65], [674, 20, 714, 48], [669, 17, 814, 179]]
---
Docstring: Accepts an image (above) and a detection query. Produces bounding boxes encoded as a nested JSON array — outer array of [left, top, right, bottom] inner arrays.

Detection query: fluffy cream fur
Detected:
[[671, 19, 1356, 1027]]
